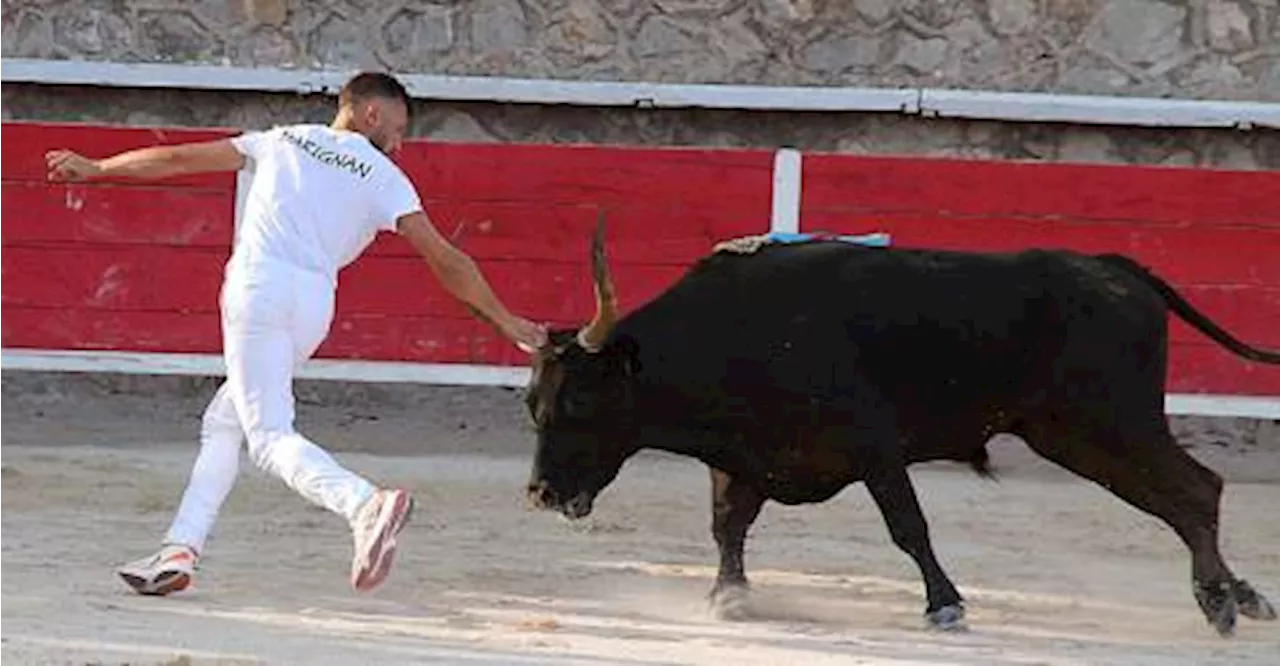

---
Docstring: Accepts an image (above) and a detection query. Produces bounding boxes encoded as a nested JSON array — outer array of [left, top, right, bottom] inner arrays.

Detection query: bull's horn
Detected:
[[576, 210, 618, 352]]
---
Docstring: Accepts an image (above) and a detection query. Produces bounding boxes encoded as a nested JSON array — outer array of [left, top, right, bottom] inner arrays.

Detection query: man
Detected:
[[45, 71, 548, 596]]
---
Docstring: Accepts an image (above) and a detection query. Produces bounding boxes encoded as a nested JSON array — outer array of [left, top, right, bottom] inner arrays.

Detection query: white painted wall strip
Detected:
[[5, 57, 1277, 129], [769, 148, 802, 234], [1163, 395, 1280, 420], [0, 348, 531, 387], [920, 88, 1280, 130], [3, 349, 1276, 418], [0, 58, 917, 114]]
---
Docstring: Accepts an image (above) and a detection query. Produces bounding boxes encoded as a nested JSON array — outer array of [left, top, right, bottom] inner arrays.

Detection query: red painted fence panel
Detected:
[[801, 153, 1280, 396], [1, 121, 772, 369], [2, 122, 238, 358], [3, 121, 1278, 399]]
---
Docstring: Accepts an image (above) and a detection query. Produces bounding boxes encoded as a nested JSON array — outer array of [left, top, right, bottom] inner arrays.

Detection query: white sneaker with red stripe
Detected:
[[116, 544, 197, 596], [349, 488, 415, 592]]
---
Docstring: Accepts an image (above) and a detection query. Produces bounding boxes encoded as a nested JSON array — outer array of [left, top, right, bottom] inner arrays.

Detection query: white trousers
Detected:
[[164, 258, 375, 553]]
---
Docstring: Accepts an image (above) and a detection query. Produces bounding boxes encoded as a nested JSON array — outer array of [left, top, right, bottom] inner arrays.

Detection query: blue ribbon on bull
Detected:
[[765, 231, 892, 247]]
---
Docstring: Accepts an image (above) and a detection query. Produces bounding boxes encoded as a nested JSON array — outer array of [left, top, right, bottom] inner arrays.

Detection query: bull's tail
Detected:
[[1094, 253, 1280, 364]]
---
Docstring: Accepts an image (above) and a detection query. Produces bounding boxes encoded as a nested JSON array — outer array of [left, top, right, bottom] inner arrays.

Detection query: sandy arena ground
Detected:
[[3, 373, 1279, 665]]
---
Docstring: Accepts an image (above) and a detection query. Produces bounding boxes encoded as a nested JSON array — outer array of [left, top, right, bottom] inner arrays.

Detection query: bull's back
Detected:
[[626, 242, 1066, 408]]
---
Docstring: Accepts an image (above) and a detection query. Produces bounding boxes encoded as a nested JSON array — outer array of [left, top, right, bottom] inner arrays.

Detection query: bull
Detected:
[[523, 218, 1279, 635]]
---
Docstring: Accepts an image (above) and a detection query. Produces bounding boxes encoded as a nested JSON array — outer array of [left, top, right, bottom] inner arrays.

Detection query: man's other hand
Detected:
[[46, 150, 103, 182]]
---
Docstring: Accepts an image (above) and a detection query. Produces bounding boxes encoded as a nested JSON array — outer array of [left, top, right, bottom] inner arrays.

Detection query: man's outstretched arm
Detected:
[[46, 139, 247, 182], [396, 210, 547, 352]]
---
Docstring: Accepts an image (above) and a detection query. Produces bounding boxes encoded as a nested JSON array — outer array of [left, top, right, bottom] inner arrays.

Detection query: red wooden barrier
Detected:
[[2, 122, 238, 357], [1, 122, 772, 369], [800, 153, 1280, 396], [3, 121, 1277, 398]]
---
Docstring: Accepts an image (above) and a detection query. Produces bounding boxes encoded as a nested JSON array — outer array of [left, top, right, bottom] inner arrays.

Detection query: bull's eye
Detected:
[[562, 392, 595, 418]]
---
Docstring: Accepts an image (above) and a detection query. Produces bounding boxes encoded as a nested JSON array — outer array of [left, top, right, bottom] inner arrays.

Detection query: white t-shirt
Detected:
[[228, 123, 422, 284]]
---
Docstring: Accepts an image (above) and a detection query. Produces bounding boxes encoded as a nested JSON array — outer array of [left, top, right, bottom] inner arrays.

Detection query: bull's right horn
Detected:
[[576, 210, 618, 352]]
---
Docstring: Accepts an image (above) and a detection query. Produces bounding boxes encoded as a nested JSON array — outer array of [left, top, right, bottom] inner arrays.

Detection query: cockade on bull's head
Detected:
[[525, 213, 641, 520]]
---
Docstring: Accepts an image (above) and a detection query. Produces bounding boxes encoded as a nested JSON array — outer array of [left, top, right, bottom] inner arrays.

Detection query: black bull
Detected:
[[523, 222, 1279, 636]]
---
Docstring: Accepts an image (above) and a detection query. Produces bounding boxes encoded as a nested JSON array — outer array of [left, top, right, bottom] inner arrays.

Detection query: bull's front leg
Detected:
[[708, 467, 765, 620]]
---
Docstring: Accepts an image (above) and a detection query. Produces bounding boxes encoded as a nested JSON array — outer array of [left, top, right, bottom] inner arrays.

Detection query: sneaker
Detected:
[[117, 544, 197, 596], [350, 488, 415, 592]]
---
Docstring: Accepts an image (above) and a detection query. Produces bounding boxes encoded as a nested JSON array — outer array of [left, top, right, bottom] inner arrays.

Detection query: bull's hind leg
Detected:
[[1234, 579, 1277, 622], [708, 467, 765, 620], [1016, 415, 1274, 636], [864, 456, 968, 631]]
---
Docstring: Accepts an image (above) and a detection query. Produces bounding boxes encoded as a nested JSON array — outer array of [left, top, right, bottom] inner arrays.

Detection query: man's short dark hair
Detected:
[[338, 71, 411, 115]]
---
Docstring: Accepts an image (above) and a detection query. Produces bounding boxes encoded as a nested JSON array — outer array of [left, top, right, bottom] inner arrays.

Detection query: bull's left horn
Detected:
[[576, 210, 618, 352]]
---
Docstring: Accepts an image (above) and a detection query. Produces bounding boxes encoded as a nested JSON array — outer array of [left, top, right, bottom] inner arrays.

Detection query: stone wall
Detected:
[[4, 1, 1278, 168], [3, 0, 1278, 101], [4, 1, 1278, 169]]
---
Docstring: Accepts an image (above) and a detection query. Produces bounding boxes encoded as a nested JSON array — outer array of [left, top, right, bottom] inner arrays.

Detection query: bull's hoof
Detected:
[[709, 584, 751, 622], [1195, 582, 1238, 637], [925, 603, 967, 632], [1234, 580, 1277, 621]]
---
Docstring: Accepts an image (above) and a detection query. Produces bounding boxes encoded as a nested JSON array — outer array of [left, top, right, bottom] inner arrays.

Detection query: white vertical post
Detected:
[[770, 147, 802, 234]]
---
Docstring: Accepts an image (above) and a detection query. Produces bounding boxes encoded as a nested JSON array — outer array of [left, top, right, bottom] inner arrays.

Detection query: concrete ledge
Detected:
[[0, 58, 918, 114], [919, 88, 1280, 130], [4, 58, 1278, 129]]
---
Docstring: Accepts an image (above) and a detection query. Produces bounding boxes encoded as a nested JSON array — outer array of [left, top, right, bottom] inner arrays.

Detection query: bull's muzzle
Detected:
[[526, 480, 593, 520], [527, 480, 557, 510]]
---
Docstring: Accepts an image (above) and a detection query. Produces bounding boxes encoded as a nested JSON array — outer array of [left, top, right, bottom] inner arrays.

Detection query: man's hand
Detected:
[[46, 150, 103, 182], [503, 316, 549, 353]]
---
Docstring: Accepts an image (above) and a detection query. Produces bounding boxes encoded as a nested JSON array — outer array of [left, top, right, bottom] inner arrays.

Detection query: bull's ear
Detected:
[[612, 334, 641, 375]]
